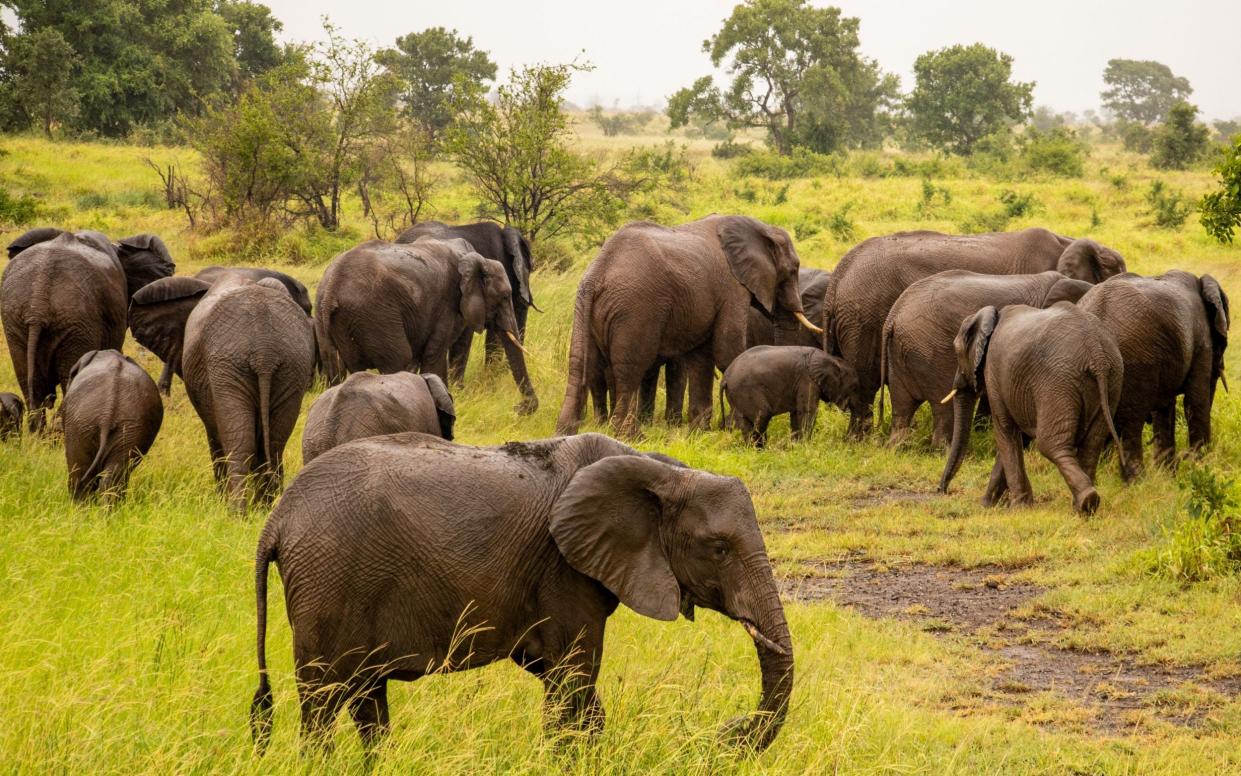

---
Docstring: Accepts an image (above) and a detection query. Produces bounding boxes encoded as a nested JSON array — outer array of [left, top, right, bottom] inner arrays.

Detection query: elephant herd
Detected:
[[0, 213, 1230, 758]]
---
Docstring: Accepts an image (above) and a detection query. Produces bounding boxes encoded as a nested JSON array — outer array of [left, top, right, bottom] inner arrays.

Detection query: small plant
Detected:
[[711, 139, 754, 159], [1146, 180, 1193, 230], [772, 183, 790, 206], [959, 209, 1011, 234], [1141, 465, 1241, 584], [792, 215, 821, 240], [0, 187, 42, 226], [998, 189, 1039, 218], [1090, 207, 1102, 230], [1110, 173, 1129, 191], [915, 176, 952, 219], [826, 204, 855, 242]]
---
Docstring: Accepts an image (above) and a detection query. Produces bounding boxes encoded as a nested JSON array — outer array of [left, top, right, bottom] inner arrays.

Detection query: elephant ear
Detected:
[[68, 350, 103, 385], [7, 227, 64, 259], [502, 226, 534, 306], [129, 277, 211, 371], [1042, 277, 1093, 306], [718, 216, 778, 315], [457, 253, 488, 333], [954, 306, 1000, 392], [74, 230, 119, 260], [1057, 239, 1125, 283], [421, 373, 456, 440], [255, 277, 287, 294], [809, 352, 855, 406], [1200, 275, 1230, 341], [115, 234, 176, 298], [549, 455, 685, 621]]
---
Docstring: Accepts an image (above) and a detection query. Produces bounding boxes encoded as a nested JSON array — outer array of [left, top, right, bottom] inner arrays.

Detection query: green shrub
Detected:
[[1140, 466, 1241, 583], [0, 187, 42, 226], [1021, 127, 1086, 177], [711, 139, 754, 159], [1152, 101, 1212, 170], [998, 189, 1039, 218], [792, 215, 821, 240], [826, 204, 855, 242], [1200, 136, 1241, 244], [1118, 120, 1154, 154], [959, 209, 1010, 234], [1146, 180, 1193, 229], [732, 147, 842, 180], [916, 177, 952, 219]]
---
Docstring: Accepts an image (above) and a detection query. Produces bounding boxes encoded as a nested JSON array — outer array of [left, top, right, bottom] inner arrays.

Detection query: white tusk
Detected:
[[742, 620, 788, 655], [794, 311, 824, 335], [505, 330, 528, 355], [940, 388, 958, 405]]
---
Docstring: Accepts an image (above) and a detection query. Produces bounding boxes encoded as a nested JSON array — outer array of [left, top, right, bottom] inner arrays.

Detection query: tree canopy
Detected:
[[376, 27, 496, 138], [0, 27, 79, 137], [1200, 136, 1241, 244], [1151, 101, 1212, 170], [1101, 59, 1192, 125]]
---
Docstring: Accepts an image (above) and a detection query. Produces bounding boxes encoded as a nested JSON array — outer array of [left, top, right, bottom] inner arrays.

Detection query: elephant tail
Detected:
[[878, 313, 894, 427], [77, 425, 113, 496], [1094, 367, 1126, 472], [556, 277, 596, 435], [250, 522, 278, 752], [256, 370, 274, 467], [24, 322, 41, 404], [718, 378, 727, 430]]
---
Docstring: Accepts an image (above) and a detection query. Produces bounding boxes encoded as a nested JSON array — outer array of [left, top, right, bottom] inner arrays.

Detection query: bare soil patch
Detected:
[[780, 559, 1241, 734]]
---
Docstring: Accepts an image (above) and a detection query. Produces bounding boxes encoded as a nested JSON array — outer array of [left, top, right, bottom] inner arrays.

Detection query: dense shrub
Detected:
[[0, 187, 42, 226], [1200, 136, 1241, 244], [711, 139, 755, 159], [1145, 180, 1193, 229], [998, 189, 1039, 218], [1152, 101, 1212, 170], [732, 147, 843, 179], [1140, 466, 1241, 583], [1118, 120, 1154, 154], [1020, 127, 1087, 177]]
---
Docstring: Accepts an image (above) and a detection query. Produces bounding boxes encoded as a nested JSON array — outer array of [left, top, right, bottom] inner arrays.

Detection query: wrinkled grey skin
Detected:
[[824, 228, 1126, 438], [316, 238, 537, 413], [62, 350, 163, 502], [2, 228, 173, 430], [301, 371, 456, 464], [939, 303, 1124, 515], [558, 215, 819, 435], [1078, 271, 1230, 480], [250, 433, 792, 757], [881, 270, 1092, 447], [0, 392, 25, 439], [397, 221, 536, 395], [130, 275, 315, 511], [747, 267, 831, 349], [720, 345, 860, 447]]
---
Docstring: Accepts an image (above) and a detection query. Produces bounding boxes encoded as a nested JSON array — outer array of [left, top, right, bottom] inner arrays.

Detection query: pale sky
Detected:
[[267, 0, 1241, 120]]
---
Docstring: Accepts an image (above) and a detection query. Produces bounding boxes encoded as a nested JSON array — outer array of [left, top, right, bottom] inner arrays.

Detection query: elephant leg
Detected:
[[1116, 415, 1145, 482], [157, 361, 174, 395], [610, 366, 646, 438], [348, 680, 391, 757], [735, 414, 755, 444], [297, 672, 346, 756], [685, 349, 715, 430], [588, 352, 609, 423], [1184, 358, 1216, 453], [1151, 403, 1177, 470], [214, 398, 259, 512], [992, 414, 1032, 507], [753, 413, 771, 449], [638, 363, 660, 423], [483, 327, 504, 368], [1040, 433, 1099, 515], [448, 330, 473, 387], [664, 358, 686, 426], [886, 384, 917, 447], [930, 399, 954, 450], [982, 457, 1009, 506]]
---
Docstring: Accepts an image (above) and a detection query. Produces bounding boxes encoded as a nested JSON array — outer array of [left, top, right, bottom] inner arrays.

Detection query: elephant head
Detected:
[[1056, 239, 1126, 283], [6, 227, 65, 259], [718, 216, 822, 338], [1201, 275, 1230, 391], [115, 234, 176, 299], [458, 250, 523, 348], [128, 276, 213, 377], [502, 226, 535, 312], [550, 455, 793, 750], [810, 352, 861, 414], [1042, 275, 1093, 306], [421, 373, 457, 441], [940, 306, 1000, 493]]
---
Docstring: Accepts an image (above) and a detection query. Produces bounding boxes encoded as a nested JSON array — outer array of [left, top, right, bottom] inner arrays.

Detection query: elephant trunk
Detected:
[[499, 324, 539, 415], [727, 561, 794, 751], [939, 388, 977, 493]]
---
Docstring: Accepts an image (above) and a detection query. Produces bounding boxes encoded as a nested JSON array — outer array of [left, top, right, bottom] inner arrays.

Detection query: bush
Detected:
[[915, 177, 951, 219], [1020, 127, 1086, 177], [1152, 101, 1212, 170], [732, 147, 842, 180], [1146, 180, 1193, 230], [826, 204, 856, 241], [1140, 466, 1241, 584], [1118, 120, 1154, 154], [1200, 136, 1241, 244], [998, 189, 1039, 218], [711, 139, 754, 159], [959, 209, 1010, 234], [0, 187, 41, 226]]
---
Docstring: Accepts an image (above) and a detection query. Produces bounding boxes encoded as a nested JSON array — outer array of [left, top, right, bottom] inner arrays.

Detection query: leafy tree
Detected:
[[0, 27, 79, 137], [1200, 136, 1241, 244], [1214, 119, 1241, 144], [216, 0, 286, 83], [1101, 59, 1192, 124], [666, 0, 895, 155], [376, 27, 496, 138], [1151, 101, 1211, 170], [587, 105, 655, 137], [906, 43, 1033, 155]]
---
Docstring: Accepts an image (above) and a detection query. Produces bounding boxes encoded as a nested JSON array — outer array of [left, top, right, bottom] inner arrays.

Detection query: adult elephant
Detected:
[[556, 215, 822, 435], [748, 267, 831, 348], [147, 266, 312, 395], [881, 270, 1092, 446], [396, 221, 535, 385], [823, 227, 1126, 437], [250, 433, 792, 755], [316, 238, 538, 413], [130, 275, 315, 510], [1078, 271, 1229, 479], [2, 228, 174, 429]]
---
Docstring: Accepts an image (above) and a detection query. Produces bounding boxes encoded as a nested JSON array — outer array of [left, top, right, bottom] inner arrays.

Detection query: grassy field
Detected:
[[1, 127, 1240, 774]]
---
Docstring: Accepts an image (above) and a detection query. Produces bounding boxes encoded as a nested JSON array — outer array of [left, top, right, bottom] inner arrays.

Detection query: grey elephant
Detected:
[[939, 303, 1124, 514], [301, 371, 456, 464], [0, 392, 25, 438], [720, 345, 860, 447], [881, 270, 1093, 447], [130, 275, 315, 510], [62, 350, 163, 502], [397, 221, 536, 392], [250, 432, 792, 756], [2, 228, 174, 429], [823, 228, 1125, 437], [557, 215, 822, 435], [747, 267, 831, 348], [316, 238, 537, 413], [1078, 271, 1229, 479]]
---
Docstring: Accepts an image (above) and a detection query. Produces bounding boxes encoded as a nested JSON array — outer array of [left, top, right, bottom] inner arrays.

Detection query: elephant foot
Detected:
[[1074, 487, 1100, 515], [515, 395, 539, 416]]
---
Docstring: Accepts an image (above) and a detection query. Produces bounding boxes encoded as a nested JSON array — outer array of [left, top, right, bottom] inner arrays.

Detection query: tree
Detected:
[[376, 27, 495, 138], [666, 0, 895, 155], [906, 43, 1034, 155], [1200, 136, 1241, 244], [1151, 101, 1211, 170], [1, 28, 79, 137], [216, 0, 286, 84], [1214, 119, 1241, 144], [1100, 59, 1192, 125]]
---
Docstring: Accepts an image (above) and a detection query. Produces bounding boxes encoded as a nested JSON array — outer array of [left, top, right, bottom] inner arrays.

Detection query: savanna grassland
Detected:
[[1, 124, 1240, 775]]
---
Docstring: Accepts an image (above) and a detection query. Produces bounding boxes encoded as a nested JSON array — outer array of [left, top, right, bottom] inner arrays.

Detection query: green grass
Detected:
[[1, 130, 1241, 773]]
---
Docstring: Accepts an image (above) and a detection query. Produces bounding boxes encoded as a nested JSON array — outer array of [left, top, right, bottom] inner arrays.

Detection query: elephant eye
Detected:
[[711, 541, 730, 560]]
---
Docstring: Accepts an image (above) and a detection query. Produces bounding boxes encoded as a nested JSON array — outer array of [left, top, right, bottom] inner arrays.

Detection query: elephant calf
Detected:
[[721, 345, 860, 447], [939, 303, 1123, 514], [62, 350, 163, 501], [302, 371, 456, 464], [251, 433, 792, 756], [0, 392, 24, 439]]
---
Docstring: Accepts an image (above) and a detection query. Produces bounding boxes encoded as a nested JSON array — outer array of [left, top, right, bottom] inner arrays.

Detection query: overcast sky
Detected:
[[269, 0, 1240, 120]]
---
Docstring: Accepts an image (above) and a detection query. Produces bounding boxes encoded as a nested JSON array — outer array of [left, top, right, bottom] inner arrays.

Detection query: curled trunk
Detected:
[[727, 568, 794, 751], [939, 389, 978, 492]]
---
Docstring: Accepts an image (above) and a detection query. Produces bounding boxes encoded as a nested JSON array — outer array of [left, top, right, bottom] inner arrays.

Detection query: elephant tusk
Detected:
[[742, 620, 788, 656], [505, 330, 528, 355], [940, 388, 958, 405], [1222, 371, 1230, 394], [794, 311, 824, 335], [529, 300, 544, 314]]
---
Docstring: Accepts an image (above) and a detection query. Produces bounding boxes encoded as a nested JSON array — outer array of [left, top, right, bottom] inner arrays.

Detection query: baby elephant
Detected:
[[939, 303, 1123, 514], [0, 392, 23, 439], [301, 371, 456, 464], [721, 345, 860, 446], [62, 350, 163, 501]]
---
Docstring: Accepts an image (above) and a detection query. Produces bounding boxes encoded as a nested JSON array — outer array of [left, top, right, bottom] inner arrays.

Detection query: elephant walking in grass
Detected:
[[62, 350, 163, 502], [1079, 271, 1229, 479], [939, 303, 1124, 514], [0, 393, 24, 439], [557, 215, 822, 435], [823, 228, 1125, 437], [130, 275, 315, 511], [250, 433, 793, 757]]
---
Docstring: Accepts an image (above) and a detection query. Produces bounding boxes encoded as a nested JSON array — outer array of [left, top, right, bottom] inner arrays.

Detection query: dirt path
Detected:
[[780, 559, 1241, 734]]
